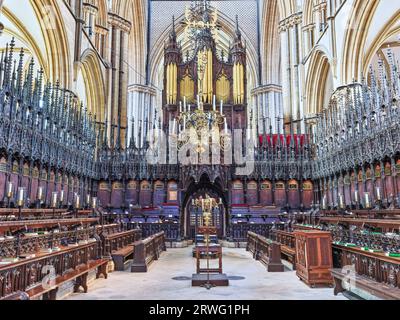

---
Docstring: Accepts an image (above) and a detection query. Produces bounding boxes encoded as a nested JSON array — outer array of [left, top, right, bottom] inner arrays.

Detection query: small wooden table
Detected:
[[192, 243, 229, 287], [195, 244, 223, 274]]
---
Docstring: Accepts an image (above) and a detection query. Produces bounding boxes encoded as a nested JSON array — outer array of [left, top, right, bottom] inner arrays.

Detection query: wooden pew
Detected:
[[0, 223, 122, 259], [96, 223, 120, 236], [331, 244, 400, 299], [0, 209, 93, 221], [321, 209, 400, 220], [24, 259, 108, 300], [331, 268, 400, 300], [103, 229, 142, 271], [25, 259, 108, 300], [1, 291, 30, 300], [247, 231, 284, 272], [0, 217, 99, 234], [0, 241, 108, 300], [271, 230, 297, 269], [320, 216, 400, 230], [131, 231, 166, 272]]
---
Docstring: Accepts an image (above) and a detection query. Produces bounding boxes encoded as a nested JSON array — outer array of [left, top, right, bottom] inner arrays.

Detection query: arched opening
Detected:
[[1, 0, 71, 86], [181, 174, 228, 240], [305, 49, 334, 115], [78, 49, 106, 121], [260, 0, 281, 85]]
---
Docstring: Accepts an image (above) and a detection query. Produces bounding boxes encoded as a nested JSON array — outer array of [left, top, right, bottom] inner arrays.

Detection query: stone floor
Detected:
[[65, 247, 348, 300]]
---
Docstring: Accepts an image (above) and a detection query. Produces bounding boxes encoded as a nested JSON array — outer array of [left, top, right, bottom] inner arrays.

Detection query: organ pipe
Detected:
[[233, 62, 244, 104], [166, 63, 177, 104]]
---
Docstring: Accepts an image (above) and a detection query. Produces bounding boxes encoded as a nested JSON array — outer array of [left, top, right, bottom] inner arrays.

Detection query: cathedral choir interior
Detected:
[[1, 0, 400, 305]]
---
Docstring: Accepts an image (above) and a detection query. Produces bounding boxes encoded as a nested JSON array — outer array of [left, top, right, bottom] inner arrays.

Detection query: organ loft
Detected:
[[0, 0, 399, 302]]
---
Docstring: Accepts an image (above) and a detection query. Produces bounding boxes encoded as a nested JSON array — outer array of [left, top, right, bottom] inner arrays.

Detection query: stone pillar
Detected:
[[74, 0, 84, 64], [82, 2, 98, 41], [107, 13, 131, 147], [94, 25, 109, 58], [301, 24, 314, 58], [279, 13, 304, 133], [127, 85, 157, 147], [251, 84, 283, 134], [314, 1, 328, 37]]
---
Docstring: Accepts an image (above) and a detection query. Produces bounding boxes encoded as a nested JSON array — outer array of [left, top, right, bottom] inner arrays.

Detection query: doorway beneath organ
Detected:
[[182, 175, 227, 240]]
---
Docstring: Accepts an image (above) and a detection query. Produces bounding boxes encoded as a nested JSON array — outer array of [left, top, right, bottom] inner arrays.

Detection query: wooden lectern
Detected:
[[294, 230, 333, 287]]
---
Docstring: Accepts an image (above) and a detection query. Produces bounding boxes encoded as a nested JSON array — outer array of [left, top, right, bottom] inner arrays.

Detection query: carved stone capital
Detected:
[[108, 12, 131, 33]]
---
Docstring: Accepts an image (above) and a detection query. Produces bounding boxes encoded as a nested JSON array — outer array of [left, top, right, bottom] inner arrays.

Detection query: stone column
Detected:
[[107, 13, 131, 147], [251, 84, 283, 134], [94, 25, 109, 59], [279, 13, 304, 133], [127, 84, 157, 148], [82, 2, 98, 40], [74, 0, 84, 64], [314, 1, 328, 36]]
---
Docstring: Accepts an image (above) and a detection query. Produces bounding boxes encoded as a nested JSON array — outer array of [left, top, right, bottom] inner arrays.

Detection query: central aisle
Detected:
[[66, 247, 347, 300]]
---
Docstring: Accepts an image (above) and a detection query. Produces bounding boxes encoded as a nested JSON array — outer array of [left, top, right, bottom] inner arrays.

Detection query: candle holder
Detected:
[[59, 190, 64, 209], [364, 193, 372, 219], [375, 187, 382, 210], [338, 194, 345, 213], [91, 196, 98, 220], [321, 195, 327, 218], [86, 194, 91, 209], [354, 191, 360, 210], [6, 181, 13, 209], [51, 192, 58, 219], [191, 195, 223, 290], [17, 187, 25, 220], [37, 186, 43, 209], [74, 194, 80, 218]]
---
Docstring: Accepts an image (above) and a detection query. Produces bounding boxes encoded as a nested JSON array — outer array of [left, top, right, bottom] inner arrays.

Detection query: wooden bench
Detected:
[[0, 291, 30, 300], [332, 244, 400, 300], [280, 245, 296, 269], [247, 231, 284, 272], [0, 241, 107, 300], [26, 259, 108, 300], [331, 268, 400, 300], [102, 229, 141, 270], [131, 231, 166, 272], [111, 246, 134, 271], [271, 230, 297, 270]]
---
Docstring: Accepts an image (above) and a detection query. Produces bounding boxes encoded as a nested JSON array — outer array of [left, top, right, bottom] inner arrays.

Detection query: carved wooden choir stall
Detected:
[[0, 205, 167, 300]]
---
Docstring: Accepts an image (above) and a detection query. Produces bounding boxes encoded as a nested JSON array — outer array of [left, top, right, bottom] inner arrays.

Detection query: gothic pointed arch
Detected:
[[341, 0, 379, 83], [95, 0, 108, 27], [302, 0, 316, 27], [1, 0, 71, 87], [260, 0, 281, 85], [29, 0, 71, 87], [305, 48, 334, 115], [78, 48, 106, 122], [363, 10, 400, 76], [124, 0, 147, 85], [277, 0, 298, 21]]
